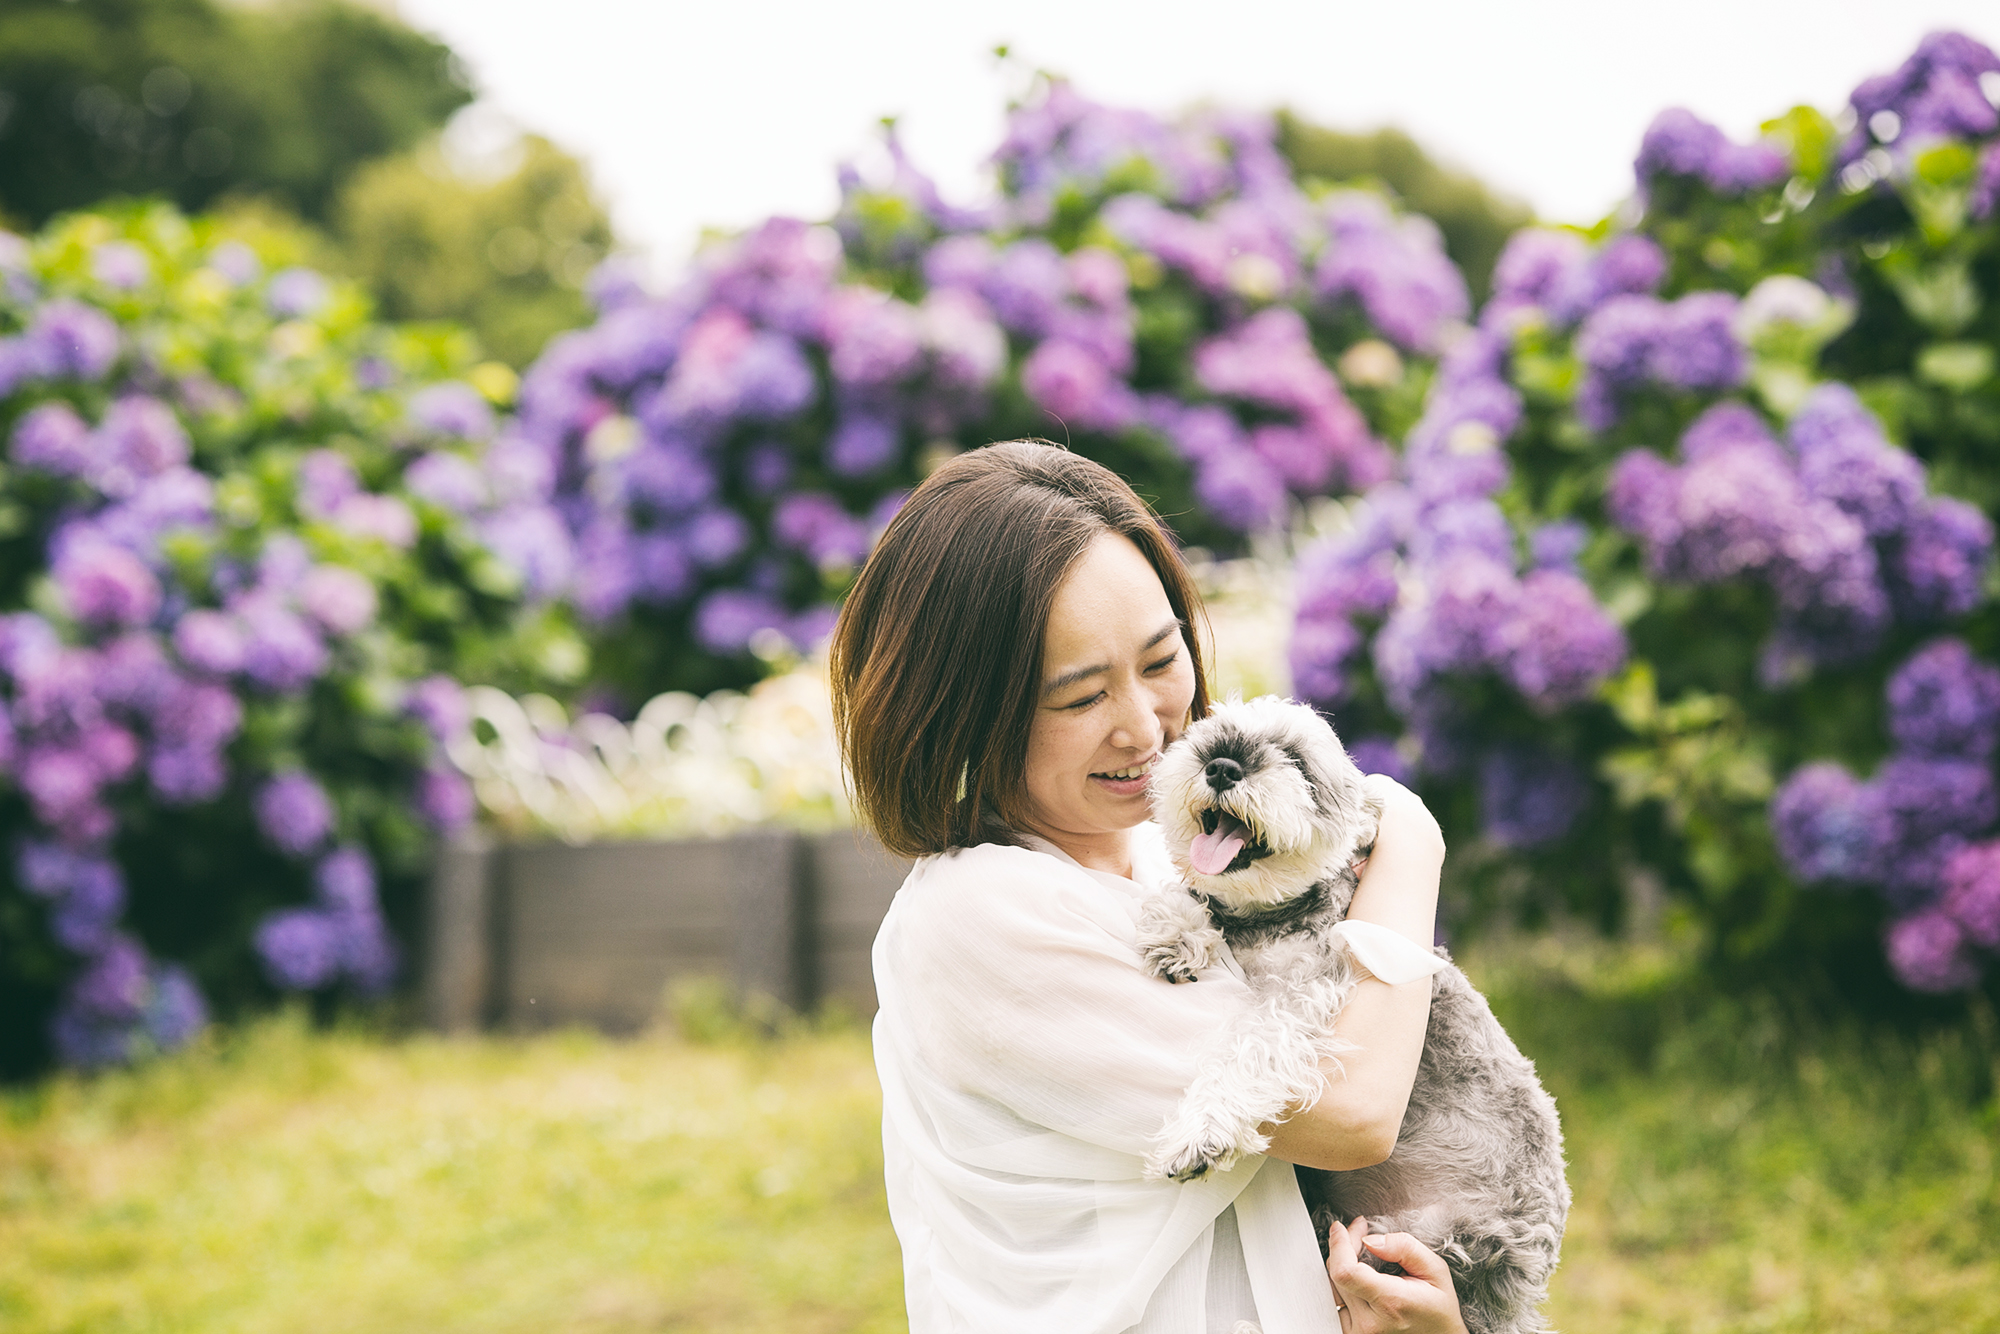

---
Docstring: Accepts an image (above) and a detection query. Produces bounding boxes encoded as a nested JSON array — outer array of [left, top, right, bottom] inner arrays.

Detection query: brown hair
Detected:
[[829, 441, 1211, 859]]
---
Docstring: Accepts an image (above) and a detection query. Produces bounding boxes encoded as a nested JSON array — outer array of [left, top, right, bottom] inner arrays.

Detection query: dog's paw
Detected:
[[1146, 1134, 1237, 1183], [1145, 1114, 1266, 1183], [1141, 938, 1208, 984]]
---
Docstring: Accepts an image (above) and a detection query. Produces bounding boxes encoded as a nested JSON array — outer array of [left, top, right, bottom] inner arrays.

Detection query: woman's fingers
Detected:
[[1327, 1221, 1470, 1333], [1358, 1231, 1453, 1289]]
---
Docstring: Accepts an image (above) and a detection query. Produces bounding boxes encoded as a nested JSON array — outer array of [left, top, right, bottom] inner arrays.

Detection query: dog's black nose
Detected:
[[1204, 758, 1243, 791]]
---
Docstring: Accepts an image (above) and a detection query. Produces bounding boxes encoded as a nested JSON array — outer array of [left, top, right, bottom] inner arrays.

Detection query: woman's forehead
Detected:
[[1043, 533, 1175, 659]]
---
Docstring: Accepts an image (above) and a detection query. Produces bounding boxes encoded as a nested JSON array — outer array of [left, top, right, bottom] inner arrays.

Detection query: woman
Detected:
[[831, 441, 1466, 1334]]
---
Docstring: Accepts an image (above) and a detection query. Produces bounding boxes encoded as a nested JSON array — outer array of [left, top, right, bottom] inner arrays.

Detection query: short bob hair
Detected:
[[829, 441, 1211, 859]]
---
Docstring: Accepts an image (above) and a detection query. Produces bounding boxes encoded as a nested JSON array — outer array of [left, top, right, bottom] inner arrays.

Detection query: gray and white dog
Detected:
[[1135, 696, 1570, 1334]]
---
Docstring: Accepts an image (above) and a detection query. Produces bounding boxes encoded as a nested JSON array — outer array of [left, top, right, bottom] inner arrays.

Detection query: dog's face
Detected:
[[1150, 696, 1377, 911]]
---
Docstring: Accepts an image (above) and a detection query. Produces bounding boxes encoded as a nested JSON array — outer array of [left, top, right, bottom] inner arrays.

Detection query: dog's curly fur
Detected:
[[1136, 696, 1571, 1334]]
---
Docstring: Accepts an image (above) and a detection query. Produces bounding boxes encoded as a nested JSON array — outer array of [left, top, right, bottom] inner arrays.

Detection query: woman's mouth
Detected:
[[1090, 755, 1158, 795]]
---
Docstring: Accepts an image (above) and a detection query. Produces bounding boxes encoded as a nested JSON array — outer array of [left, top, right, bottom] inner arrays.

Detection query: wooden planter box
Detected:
[[421, 829, 908, 1034]]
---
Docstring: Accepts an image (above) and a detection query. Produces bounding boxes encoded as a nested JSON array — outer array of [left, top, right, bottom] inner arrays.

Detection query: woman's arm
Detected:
[[1262, 777, 1444, 1171]]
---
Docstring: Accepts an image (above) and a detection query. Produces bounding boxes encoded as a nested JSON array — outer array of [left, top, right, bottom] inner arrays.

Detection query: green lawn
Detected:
[[2, 945, 1996, 1333]]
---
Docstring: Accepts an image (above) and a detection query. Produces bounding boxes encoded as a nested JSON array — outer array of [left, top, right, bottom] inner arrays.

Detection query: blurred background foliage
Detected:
[[0, 0, 609, 367], [0, 0, 1514, 371]]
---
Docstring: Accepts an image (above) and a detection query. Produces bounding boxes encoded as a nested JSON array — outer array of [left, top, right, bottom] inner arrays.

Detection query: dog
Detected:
[[1135, 695, 1570, 1334]]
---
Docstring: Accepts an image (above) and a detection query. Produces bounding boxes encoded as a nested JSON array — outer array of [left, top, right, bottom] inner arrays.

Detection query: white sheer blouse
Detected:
[[871, 822, 1342, 1334]]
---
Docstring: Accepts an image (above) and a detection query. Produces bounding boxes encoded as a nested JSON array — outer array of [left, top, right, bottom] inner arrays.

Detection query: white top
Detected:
[[871, 821, 1343, 1334]]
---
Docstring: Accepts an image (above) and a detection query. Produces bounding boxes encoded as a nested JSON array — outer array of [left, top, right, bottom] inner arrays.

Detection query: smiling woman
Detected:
[[829, 439, 1461, 1334]]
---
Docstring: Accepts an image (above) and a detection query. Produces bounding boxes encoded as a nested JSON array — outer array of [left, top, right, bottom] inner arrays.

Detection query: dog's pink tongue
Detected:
[[1189, 813, 1248, 876]]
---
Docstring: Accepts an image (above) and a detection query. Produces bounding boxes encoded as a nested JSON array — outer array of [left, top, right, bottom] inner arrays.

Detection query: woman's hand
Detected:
[[1359, 774, 1445, 873], [1327, 1218, 1467, 1334]]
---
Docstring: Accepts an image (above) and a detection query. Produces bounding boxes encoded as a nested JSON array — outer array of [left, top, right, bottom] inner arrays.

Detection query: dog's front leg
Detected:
[[1135, 889, 1223, 983], [1146, 959, 1356, 1182]]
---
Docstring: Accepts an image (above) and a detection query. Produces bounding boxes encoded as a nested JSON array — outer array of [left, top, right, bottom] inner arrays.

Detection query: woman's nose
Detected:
[[1108, 687, 1160, 750]]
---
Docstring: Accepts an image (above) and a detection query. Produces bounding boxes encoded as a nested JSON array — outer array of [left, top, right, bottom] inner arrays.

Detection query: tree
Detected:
[[0, 0, 470, 227], [333, 135, 613, 367]]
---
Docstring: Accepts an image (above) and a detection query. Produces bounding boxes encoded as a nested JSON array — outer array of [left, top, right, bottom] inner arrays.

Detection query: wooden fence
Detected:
[[420, 829, 910, 1034]]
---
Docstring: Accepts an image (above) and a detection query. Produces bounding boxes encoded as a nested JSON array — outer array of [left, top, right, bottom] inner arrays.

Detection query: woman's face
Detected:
[[1021, 531, 1198, 855]]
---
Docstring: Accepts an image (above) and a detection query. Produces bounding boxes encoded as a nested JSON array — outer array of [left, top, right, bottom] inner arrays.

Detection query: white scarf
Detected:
[[871, 823, 1344, 1333]]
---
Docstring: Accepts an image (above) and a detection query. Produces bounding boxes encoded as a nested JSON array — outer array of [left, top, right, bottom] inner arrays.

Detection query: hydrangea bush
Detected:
[[510, 79, 1469, 700], [0, 204, 581, 1073], [1291, 31, 2000, 1000]]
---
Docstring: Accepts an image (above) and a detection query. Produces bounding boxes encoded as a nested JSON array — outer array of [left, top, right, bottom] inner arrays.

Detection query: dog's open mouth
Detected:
[[1191, 807, 1270, 876]]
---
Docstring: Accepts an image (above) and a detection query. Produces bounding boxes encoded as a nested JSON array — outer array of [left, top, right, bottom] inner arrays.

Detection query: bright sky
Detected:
[[395, 0, 2000, 279]]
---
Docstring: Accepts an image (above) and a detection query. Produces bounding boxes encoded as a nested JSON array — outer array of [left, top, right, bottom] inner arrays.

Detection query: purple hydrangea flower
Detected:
[[332, 494, 418, 548], [417, 767, 475, 829], [827, 414, 901, 478], [297, 565, 377, 636], [208, 241, 261, 286], [91, 242, 150, 290], [1528, 520, 1589, 572], [1191, 448, 1287, 533], [824, 288, 924, 388], [1479, 744, 1590, 848], [50, 857, 126, 955], [149, 745, 227, 804], [313, 846, 377, 916], [1885, 909, 1980, 992], [1486, 229, 1590, 326], [95, 396, 192, 489], [255, 771, 335, 855], [267, 268, 330, 318], [1409, 498, 1515, 569], [29, 299, 120, 380], [693, 589, 788, 655], [143, 965, 207, 1050], [254, 908, 343, 990], [71, 935, 150, 1020], [1849, 32, 2000, 155], [772, 493, 870, 569], [12, 401, 96, 477], [408, 382, 495, 441], [1576, 295, 1663, 385], [1679, 402, 1775, 462], [1873, 756, 1998, 901], [1503, 570, 1628, 710], [1940, 840, 2000, 950], [1889, 497, 1992, 622], [1771, 762, 1892, 886], [1636, 108, 1788, 194], [1788, 385, 1924, 539], [403, 452, 489, 514], [54, 540, 161, 629], [1345, 736, 1414, 786], [235, 596, 327, 692], [1315, 193, 1469, 353], [1650, 293, 1746, 390], [623, 442, 716, 516], [1288, 614, 1363, 704], [1886, 638, 2000, 760], [406, 676, 470, 744], [296, 450, 360, 519], [1019, 338, 1133, 431], [479, 504, 575, 600]]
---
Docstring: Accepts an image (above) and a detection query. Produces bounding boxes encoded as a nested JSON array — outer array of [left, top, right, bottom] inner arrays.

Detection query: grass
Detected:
[[1, 948, 1996, 1334]]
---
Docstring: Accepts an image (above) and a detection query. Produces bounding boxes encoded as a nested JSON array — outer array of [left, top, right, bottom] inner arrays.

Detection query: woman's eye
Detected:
[[1063, 692, 1104, 711], [1145, 653, 1179, 674]]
